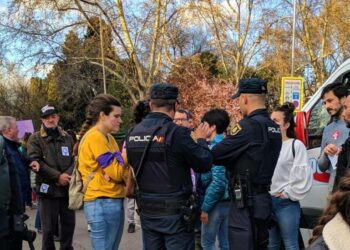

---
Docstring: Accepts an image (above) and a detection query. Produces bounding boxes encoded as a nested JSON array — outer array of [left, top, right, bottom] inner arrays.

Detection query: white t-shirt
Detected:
[[270, 138, 312, 201]]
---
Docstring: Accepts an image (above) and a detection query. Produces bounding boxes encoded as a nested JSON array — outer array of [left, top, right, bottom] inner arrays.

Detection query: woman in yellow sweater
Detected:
[[77, 94, 127, 250]]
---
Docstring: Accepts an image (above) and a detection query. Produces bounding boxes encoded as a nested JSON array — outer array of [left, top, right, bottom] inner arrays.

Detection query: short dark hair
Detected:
[[176, 109, 190, 119], [150, 99, 177, 112], [321, 82, 348, 99], [202, 109, 230, 134]]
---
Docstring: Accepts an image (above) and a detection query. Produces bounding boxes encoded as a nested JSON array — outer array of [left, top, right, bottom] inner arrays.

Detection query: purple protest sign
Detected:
[[16, 120, 34, 139]]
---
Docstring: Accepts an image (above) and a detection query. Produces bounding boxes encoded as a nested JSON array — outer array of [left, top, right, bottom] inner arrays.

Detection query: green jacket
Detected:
[[27, 126, 75, 198]]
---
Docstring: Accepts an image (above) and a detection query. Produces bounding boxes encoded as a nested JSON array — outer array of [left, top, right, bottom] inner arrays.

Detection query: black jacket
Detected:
[[334, 135, 350, 191], [126, 112, 213, 195], [0, 135, 24, 237], [212, 109, 282, 185], [27, 126, 75, 198]]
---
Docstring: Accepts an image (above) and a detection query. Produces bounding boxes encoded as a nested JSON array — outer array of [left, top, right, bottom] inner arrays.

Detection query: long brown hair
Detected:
[[309, 171, 350, 243], [73, 94, 121, 155]]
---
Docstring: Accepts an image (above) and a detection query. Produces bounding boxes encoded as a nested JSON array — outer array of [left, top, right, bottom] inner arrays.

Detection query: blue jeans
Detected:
[[268, 197, 300, 250], [201, 201, 229, 250], [84, 198, 124, 250]]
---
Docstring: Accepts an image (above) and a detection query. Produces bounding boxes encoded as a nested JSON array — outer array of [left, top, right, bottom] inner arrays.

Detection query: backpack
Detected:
[[68, 134, 94, 210]]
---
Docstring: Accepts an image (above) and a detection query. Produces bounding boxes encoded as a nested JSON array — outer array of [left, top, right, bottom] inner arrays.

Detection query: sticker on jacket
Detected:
[[61, 146, 69, 156], [40, 183, 50, 194]]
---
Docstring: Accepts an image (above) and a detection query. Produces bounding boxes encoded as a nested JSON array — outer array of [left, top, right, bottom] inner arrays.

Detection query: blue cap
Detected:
[[232, 78, 268, 99], [150, 83, 178, 100]]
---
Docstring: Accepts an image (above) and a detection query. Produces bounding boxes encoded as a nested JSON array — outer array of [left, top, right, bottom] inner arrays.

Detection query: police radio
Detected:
[[234, 176, 245, 208]]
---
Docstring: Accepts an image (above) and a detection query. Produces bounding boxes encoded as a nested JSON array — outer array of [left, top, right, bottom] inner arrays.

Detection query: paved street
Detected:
[[23, 205, 142, 250]]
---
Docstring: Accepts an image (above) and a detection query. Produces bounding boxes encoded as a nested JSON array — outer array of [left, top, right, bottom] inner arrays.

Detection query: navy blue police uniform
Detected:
[[125, 83, 213, 250], [211, 78, 282, 250]]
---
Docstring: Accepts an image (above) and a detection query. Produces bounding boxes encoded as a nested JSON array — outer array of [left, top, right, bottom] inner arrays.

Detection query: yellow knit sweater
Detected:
[[78, 126, 128, 201]]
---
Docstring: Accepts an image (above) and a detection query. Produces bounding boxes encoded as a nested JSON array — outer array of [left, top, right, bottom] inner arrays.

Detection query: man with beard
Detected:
[[317, 83, 349, 192], [27, 105, 75, 250]]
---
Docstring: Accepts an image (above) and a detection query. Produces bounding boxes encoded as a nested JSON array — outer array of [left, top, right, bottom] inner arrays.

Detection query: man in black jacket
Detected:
[[27, 105, 75, 250], [0, 116, 39, 250], [211, 78, 282, 250], [126, 83, 213, 250]]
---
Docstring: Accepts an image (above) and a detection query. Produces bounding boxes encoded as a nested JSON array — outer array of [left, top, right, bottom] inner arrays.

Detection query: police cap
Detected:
[[232, 78, 268, 99], [150, 83, 178, 100]]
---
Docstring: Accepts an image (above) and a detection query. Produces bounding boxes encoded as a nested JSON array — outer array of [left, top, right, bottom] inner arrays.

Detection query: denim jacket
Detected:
[[201, 134, 230, 213]]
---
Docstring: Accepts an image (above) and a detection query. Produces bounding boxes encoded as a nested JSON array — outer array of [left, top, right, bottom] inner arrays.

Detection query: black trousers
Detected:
[[0, 214, 22, 250], [0, 231, 22, 250], [40, 197, 75, 250], [141, 213, 194, 250], [228, 193, 272, 250]]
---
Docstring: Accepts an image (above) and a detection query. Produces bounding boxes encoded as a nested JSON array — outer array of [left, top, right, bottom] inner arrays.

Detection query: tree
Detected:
[[168, 52, 241, 125], [292, 0, 350, 87], [0, 0, 195, 101], [186, 0, 279, 84]]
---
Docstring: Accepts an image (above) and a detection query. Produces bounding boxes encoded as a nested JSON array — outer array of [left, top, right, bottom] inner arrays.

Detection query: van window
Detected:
[[307, 98, 330, 149]]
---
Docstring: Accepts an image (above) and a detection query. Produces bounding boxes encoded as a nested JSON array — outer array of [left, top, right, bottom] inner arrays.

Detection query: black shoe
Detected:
[[127, 223, 135, 233], [54, 235, 60, 242]]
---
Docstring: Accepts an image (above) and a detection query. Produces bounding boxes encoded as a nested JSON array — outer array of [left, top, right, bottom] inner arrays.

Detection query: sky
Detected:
[[0, 0, 8, 8]]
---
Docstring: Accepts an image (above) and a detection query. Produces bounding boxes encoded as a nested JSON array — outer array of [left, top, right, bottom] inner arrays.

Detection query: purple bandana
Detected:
[[96, 151, 125, 169]]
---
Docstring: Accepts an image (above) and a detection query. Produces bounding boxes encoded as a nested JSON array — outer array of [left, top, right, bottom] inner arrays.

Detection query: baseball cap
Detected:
[[150, 83, 179, 100], [232, 78, 268, 99], [40, 105, 58, 117]]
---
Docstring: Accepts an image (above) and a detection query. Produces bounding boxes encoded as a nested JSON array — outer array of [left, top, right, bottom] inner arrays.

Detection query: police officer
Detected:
[[211, 78, 282, 250], [125, 83, 213, 250]]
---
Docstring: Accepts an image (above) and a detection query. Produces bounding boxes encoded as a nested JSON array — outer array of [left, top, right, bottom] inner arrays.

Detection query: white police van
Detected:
[[295, 58, 350, 244]]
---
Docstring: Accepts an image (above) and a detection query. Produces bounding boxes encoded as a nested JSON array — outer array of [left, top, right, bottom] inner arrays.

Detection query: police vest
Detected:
[[230, 115, 281, 185], [126, 119, 193, 193]]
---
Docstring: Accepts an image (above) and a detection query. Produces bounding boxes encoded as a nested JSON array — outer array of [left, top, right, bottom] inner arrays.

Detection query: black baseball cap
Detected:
[[232, 78, 268, 99], [150, 83, 178, 100], [40, 105, 58, 117]]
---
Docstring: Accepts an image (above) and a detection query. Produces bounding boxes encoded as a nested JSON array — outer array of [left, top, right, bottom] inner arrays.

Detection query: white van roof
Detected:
[[302, 58, 350, 111]]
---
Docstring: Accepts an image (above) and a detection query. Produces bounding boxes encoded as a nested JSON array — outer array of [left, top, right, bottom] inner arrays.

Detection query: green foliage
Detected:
[[199, 52, 219, 76], [51, 18, 128, 130], [107, 77, 134, 133]]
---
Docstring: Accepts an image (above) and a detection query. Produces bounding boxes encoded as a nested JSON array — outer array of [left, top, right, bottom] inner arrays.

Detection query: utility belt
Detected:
[[138, 197, 186, 216], [138, 193, 198, 232], [229, 174, 270, 209], [251, 184, 270, 194]]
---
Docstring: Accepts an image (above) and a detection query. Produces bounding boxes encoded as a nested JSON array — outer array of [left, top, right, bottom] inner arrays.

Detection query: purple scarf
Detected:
[[96, 151, 125, 169]]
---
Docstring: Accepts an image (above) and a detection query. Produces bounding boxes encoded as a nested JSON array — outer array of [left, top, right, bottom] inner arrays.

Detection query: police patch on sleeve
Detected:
[[230, 124, 242, 136]]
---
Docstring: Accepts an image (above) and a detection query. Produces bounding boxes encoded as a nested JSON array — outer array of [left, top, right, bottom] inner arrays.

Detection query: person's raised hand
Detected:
[[194, 122, 211, 140]]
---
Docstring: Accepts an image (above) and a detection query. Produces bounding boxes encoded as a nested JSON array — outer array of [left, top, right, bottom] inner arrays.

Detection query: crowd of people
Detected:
[[1, 78, 350, 250]]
